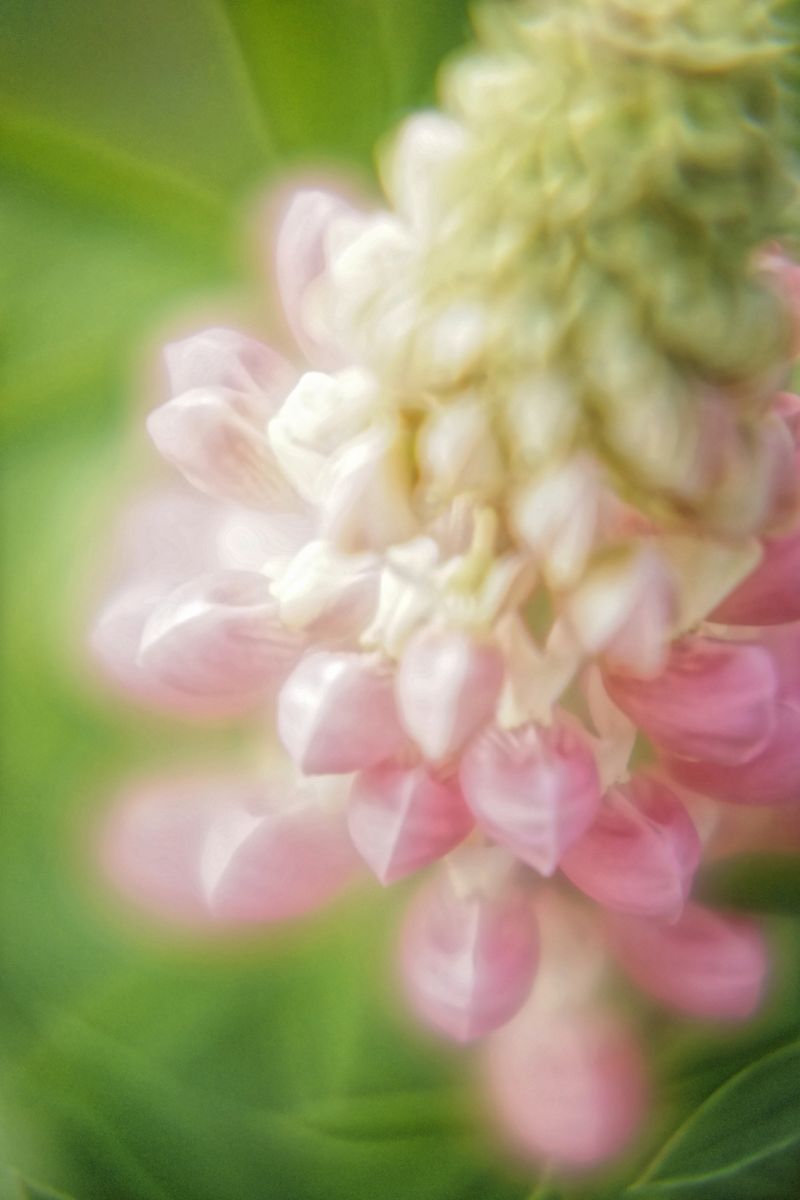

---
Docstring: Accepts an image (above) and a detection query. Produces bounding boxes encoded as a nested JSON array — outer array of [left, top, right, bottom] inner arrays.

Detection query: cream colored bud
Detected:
[[418, 394, 503, 498]]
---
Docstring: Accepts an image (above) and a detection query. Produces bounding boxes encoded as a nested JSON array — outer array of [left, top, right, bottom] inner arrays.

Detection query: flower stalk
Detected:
[[92, 0, 800, 1173]]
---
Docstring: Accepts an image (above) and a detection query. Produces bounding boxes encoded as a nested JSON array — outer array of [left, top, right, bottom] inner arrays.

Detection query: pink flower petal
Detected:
[[609, 903, 768, 1019], [138, 570, 304, 699], [164, 328, 295, 411], [604, 635, 778, 765], [274, 187, 363, 367], [459, 718, 601, 875], [711, 533, 800, 625], [399, 868, 539, 1042], [100, 774, 359, 927], [665, 702, 800, 807], [561, 775, 701, 920], [762, 622, 800, 704], [347, 763, 473, 883], [90, 488, 281, 716], [147, 387, 300, 510], [396, 628, 504, 761], [277, 650, 408, 775], [485, 1009, 647, 1169]]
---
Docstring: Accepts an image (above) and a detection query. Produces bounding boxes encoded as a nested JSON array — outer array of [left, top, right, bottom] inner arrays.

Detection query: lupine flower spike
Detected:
[[94, 0, 800, 1173]]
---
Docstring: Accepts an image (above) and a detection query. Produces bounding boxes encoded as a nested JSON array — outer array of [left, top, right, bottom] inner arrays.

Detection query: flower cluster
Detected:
[[93, 0, 800, 1171]]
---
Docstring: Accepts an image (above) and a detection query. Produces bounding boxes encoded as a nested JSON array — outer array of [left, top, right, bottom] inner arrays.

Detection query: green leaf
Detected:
[[628, 1040, 800, 1196], [695, 855, 800, 916], [13, 1177, 80, 1200]]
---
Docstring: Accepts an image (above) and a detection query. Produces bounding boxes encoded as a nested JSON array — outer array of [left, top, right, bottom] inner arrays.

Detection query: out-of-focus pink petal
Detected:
[[459, 718, 601, 875], [396, 628, 504, 761], [347, 764, 473, 883], [90, 488, 307, 715], [215, 507, 316, 575], [485, 1009, 647, 1169], [164, 328, 295, 412], [762, 622, 800, 703], [138, 571, 304, 699], [274, 187, 363, 366], [399, 867, 539, 1042], [561, 775, 701, 920], [277, 650, 408, 775], [604, 635, 778, 765], [100, 774, 360, 926], [609, 903, 768, 1019], [147, 387, 299, 510], [665, 702, 800, 807], [91, 584, 250, 716], [711, 533, 800, 625]]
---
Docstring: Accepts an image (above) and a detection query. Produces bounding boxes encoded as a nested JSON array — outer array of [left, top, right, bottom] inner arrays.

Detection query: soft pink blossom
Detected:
[[347, 763, 473, 883], [399, 863, 539, 1042], [459, 718, 601, 875], [277, 650, 408, 775], [396, 627, 505, 761], [609, 903, 768, 1020], [100, 774, 359, 927], [561, 774, 701, 920]]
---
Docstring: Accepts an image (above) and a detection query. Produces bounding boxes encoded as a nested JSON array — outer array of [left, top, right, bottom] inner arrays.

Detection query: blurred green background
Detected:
[[1, 3, 800, 1198]]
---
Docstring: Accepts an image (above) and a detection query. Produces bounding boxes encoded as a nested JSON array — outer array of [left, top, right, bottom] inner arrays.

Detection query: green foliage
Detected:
[[628, 1040, 800, 1196], [1, 3, 799, 1199]]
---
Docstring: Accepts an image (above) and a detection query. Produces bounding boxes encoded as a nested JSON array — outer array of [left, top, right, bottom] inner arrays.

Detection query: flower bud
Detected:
[[561, 775, 701, 920], [148, 387, 299, 510], [277, 651, 407, 775], [396, 627, 504, 761], [139, 570, 304, 699], [460, 718, 601, 875], [605, 635, 778, 765], [610, 904, 768, 1020], [399, 866, 539, 1042], [347, 763, 473, 883]]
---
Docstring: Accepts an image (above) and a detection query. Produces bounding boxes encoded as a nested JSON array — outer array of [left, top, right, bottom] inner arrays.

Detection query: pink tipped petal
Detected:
[[561, 775, 702, 920], [604, 636, 778, 765], [610, 903, 768, 1020], [396, 628, 505, 761], [164, 329, 295, 411], [711, 533, 800, 625], [100, 775, 359, 926], [459, 719, 601, 875], [147, 387, 299, 510], [90, 488, 312, 715], [138, 571, 304, 699], [665, 702, 800, 807], [347, 764, 473, 884], [92, 585, 253, 717], [277, 650, 408, 775], [486, 1010, 647, 1169], [762, 623, 800, 703], [400, 870, 539, 1042], [274, 188, 362, 366]]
